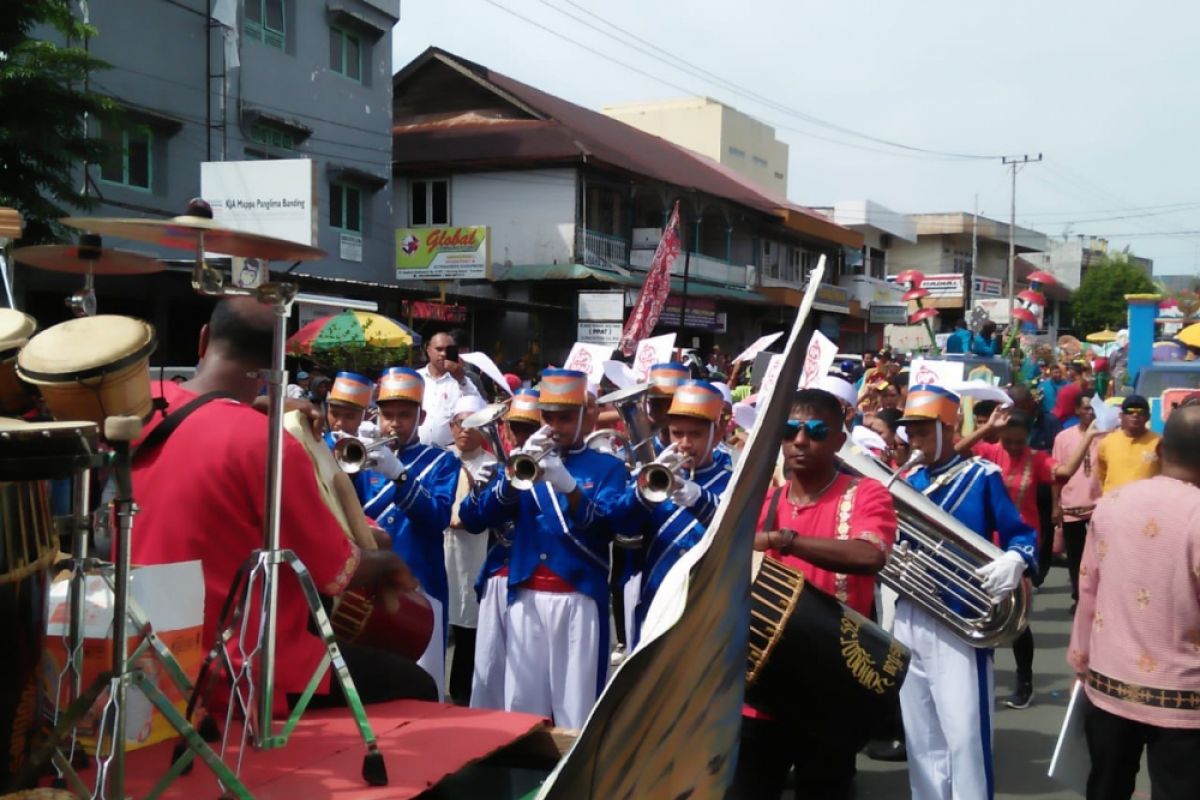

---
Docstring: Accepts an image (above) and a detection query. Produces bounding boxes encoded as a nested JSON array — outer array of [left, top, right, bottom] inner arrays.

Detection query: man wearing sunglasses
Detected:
[[893, 384, 1037, 800], [731, 388, 897, 800], [1096, 394, 1160, 494]]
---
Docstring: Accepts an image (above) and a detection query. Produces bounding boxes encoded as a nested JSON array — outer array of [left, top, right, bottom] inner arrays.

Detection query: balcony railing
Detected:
[[581, 228, 629, 267], [631, 248, 747, 287]]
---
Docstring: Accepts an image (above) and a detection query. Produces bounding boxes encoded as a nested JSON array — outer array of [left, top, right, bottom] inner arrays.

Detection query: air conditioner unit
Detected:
[[746, 264, 758, 288]]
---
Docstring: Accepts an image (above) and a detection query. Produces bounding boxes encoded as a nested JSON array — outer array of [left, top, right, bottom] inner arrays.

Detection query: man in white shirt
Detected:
[[417, 331, 483, 446]]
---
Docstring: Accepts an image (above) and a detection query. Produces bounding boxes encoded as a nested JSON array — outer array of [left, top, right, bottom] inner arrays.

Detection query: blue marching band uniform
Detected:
[[893, 384, 1037, 800]]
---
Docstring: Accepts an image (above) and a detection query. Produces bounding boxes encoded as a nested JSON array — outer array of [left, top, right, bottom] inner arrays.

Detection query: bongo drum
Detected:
[[0, 309, 37, 415], [746, 553, 910, 749], [0, 420, 95, 791], [17, 315, 156, 426]]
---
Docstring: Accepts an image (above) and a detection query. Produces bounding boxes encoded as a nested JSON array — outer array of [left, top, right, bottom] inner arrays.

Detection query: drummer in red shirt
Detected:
[[955, 403, 1102, 709], [131, 298, 436, 713], [730, 388, 897, 800]]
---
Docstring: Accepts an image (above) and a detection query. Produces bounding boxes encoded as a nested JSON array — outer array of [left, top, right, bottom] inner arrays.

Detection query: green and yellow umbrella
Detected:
[[288, 310, 420, 373]]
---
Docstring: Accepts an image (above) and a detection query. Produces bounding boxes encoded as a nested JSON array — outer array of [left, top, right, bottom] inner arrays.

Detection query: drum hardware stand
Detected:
[[180, 244, 387, 793], [34, 424, 251, 800]]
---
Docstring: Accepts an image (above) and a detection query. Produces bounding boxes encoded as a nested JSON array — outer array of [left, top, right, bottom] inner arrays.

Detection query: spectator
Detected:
[[1039, 363, 1068, 418], [1096, 395, 1161, 494], [1067, 403, 1200, 799], [287, 370, 311, 400], [946, 319, 971, 354], [1052, 390, 1102, 613], [448, 328, 489, 399], [417, 332, 483, 447]]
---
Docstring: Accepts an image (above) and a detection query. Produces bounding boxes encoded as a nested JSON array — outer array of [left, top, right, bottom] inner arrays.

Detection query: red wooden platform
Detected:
[[72, 701, 549, 799]]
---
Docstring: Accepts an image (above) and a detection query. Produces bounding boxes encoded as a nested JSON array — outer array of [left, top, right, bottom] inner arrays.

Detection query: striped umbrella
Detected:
[[288, 310, 421, 356]]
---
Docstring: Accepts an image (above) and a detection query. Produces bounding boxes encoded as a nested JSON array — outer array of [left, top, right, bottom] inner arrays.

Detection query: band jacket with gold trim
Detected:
[[362, 441, 460, 619], [612, 457, 733, 645]]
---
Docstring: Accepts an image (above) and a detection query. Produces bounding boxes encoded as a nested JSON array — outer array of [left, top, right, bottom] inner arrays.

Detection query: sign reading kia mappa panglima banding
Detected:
[[395, 226, 490, 280]]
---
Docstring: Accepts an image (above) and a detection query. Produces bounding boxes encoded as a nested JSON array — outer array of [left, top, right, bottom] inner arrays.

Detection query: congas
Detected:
[[0, 420, 95, 791], [745, 553, 910, 749], [0, 309, 37, 415], [17, 315, 156, 427]]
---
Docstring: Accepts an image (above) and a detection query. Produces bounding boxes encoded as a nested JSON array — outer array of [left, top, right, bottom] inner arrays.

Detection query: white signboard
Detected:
[[577, 322, 622, 348], [633, 333, 676, 381], [563, 342, 614, 385], [733, 331, 783, 365], [578, 291, 625, 322], [339, 231, 363, 263], [869, 304, 909, 325], [201, 159, 316, 246], [798, 331, 839, 389], [908, 358, 964, 389]]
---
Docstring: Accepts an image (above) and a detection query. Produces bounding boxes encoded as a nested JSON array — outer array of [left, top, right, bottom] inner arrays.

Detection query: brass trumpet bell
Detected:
[[332, 435, 398, 474]]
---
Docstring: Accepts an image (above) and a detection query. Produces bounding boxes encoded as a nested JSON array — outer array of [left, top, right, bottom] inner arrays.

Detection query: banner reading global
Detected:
[[396, 226, 490, 280]]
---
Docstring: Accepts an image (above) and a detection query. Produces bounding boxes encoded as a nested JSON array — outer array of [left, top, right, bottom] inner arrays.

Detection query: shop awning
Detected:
[[492, 263, 767, 304]]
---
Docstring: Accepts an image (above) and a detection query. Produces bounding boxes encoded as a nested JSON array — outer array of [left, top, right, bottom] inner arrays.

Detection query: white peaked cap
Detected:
[[452, 395, 487, 418], [851, 425, 888, 453], [732, 400, 758, 432], [712, 381, 734, 405], [816, 374, 858, 409]]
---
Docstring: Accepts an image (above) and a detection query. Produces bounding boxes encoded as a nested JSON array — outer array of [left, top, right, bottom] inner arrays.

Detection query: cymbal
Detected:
[[13, 244, 164, 275], [60, 215, 326, 262]]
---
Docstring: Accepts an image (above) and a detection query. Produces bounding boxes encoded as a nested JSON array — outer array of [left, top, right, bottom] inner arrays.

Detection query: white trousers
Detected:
[[504, 589, 600, 731], [416, 591, 446, 701], [470, 575, 508, 710], [623, 574, 640, 651], [894, 602, 995, 800]]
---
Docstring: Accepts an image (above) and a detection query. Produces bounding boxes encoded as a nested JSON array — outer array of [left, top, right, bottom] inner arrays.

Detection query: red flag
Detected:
[[619, 201, 682, 356]]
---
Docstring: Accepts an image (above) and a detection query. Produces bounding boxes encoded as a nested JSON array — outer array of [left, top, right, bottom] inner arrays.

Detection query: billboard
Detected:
[[396, 226, 489, 280], [200, 159, 316, 246]]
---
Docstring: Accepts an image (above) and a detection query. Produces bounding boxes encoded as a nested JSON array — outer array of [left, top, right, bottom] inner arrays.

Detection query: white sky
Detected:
[[394, 0, 1200, 275]]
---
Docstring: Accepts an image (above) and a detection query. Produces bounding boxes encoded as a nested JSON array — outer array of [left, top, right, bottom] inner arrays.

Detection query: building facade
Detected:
[[24, 0, 400, 364], [602, 97, 789, 196]]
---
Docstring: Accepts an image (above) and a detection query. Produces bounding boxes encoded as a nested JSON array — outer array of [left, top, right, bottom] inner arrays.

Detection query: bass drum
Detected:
[[745, 553, 910, 750]]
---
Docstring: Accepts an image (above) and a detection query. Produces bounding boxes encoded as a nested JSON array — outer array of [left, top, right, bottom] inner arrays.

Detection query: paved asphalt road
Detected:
[[848, 566, 1152, 800]]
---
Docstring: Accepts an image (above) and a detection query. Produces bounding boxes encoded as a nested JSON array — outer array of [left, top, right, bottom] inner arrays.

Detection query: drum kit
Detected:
[[0, 204, 388, 798]]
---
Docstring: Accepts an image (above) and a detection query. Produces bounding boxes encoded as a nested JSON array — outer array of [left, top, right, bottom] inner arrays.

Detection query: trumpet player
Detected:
[[894, 384, 1037, 800], [612, 380, 733, 648], [468, 369, 627, 729], [360, 366, 460, 699], [645, 362, 690, 454], [458, 388, 540, 710], [323, 371, 383, 504]]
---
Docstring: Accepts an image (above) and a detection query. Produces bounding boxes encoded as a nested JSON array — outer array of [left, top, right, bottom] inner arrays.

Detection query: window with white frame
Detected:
[[330, 182, 362, 232], [409, 179, 449, 227]]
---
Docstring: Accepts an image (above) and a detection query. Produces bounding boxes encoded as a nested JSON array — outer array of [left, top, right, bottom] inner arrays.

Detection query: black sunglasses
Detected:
[[783, 418, 830, 442]]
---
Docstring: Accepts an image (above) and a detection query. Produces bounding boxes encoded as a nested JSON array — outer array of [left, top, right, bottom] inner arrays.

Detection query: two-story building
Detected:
[[22, 0, 400, 363], [391, 48, 862, 371]]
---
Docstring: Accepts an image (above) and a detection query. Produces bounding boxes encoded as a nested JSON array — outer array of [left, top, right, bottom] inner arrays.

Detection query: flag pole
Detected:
[[677, 208, 692, 341]]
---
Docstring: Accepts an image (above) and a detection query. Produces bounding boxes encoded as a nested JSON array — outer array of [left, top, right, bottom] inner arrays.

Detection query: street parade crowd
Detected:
[[126, 299, 1199, 800]]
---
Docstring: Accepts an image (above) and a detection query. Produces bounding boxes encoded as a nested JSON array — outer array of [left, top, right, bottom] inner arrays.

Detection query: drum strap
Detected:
[[132, 391, 235, 463], [761, 485, 785, 532]]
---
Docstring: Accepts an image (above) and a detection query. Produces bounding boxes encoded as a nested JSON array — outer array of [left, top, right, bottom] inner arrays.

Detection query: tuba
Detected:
[[836, 443, 1029, 648], [597, 383, 658, 469], [461, 401, 509, 488]]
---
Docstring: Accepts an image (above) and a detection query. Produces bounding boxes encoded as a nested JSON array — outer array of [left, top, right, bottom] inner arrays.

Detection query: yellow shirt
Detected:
[[1096, 430, 1161, 494]]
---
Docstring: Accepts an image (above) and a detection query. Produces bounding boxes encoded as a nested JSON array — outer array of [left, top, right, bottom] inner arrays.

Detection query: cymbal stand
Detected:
[[182, 244, 386, 792]]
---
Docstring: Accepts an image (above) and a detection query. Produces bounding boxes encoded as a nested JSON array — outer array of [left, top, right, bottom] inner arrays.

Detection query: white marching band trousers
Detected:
[[417, 591, 446, 701], [470, 574, 508, 710]]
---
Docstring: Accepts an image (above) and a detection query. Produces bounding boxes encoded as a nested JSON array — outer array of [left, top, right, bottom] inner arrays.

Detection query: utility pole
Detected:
[[1002, 154, 1043, 321], [967, 193, 978, 321]]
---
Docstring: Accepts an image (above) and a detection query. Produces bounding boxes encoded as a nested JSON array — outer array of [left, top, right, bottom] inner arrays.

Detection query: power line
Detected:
[[536, 0, 1001, 161]]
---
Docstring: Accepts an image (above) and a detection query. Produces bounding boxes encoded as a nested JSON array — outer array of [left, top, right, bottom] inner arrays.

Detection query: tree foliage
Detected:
[[1071, 251, 1156, 334], [0, 1, 116, 243]]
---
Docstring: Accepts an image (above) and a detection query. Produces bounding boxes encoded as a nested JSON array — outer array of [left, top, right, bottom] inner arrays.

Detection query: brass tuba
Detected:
[[596, 383, 658, 469], [836, 443, 1030, 648]]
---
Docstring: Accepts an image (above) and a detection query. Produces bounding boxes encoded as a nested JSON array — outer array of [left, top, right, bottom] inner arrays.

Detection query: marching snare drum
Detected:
[[17, 315, 156, 426], [0, 420, 95, 791], [746, 552, 910, 749], [0, 309, 37, 415]]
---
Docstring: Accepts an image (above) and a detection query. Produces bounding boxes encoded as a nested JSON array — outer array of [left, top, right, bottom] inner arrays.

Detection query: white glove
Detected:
[[366, 445, 405, 481], [472, 461, 497, 486], [670, 478, 701, 508], [974, 550, 1027, 598], [539, 451, 577, 494], [521, 427, 555, 456]]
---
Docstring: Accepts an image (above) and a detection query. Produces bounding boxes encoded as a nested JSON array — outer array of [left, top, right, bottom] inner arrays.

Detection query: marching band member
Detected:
[[711, 380, 737, 468], [894, 384, 1038, 800], [322, 371, 381, 504], [468, 370, 626, 728], [612, 380, 733, 648], [732, 388, 897, 800], [645, 362, 690, 454], [362, 366, 460, 698], [459, 388, 540, 709], [132, 299, 436, 710], [444, 395, 495, 705]]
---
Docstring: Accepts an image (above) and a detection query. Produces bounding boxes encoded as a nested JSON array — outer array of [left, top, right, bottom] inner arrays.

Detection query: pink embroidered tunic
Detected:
[[1067, 475, 1200, 728]]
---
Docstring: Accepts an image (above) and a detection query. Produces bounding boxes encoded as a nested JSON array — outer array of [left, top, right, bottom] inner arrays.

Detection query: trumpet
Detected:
[[461, 402, 509, 489], [635, 445, 694, 504], [332, 435, 399, 474], [505, 425, 558, 491]]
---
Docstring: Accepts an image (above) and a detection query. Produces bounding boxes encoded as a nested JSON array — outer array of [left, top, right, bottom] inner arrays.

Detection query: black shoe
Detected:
[[865, 738, 907, 762], [1005, 681, 1034, 709]]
